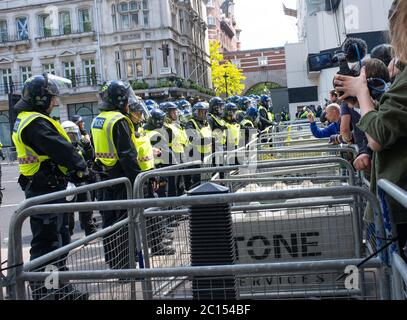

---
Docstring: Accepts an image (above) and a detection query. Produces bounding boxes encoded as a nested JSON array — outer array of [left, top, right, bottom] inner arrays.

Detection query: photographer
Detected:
[[334, 0, 407, 261], [337, 58, 390, 173]]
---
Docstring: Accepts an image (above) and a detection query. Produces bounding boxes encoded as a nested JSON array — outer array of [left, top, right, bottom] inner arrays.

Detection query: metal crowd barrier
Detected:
[[377, 179, 407, 300], [4, 122, 400, 300], [5, 177, 133, 300], [0, 231, 4, 300], [8, 184, 388, 300], [131, 156, 390, 299]]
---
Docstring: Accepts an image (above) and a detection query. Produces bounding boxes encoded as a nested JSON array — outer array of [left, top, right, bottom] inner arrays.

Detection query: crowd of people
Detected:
[[303, 0, 407, 266], [8, 0, 407, 301], [11, 72, 292, 299]]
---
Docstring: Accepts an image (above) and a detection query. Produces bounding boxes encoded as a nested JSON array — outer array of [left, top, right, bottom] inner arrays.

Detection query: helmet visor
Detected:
[[128, 90, 150, 121], [45, 73, 72, 96]]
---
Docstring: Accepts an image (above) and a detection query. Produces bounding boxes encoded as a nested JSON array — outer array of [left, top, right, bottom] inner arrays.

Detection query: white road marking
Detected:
[[1, 204, 20, 208]]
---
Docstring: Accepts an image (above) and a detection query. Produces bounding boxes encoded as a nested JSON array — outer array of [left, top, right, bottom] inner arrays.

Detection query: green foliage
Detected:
[[245, 82, 282, 96], [130, 80, 149, 90]]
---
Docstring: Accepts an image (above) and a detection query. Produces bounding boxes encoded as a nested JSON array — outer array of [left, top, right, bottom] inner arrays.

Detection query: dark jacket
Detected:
[[358, 64, 407, 224], [258, 106, 273, 131], [144, 123, 174, 166], [109, 118, 141, 183], [14, 99, 87, 192]]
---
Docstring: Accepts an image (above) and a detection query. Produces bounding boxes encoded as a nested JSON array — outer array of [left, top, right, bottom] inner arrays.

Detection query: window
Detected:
[[83, 59, 97, 85], [124, 49, 143, 78], [258, 56, 268, 67], [146, 48, 153, 76], [174, 49, 179, 75], [59, 11, 71, 35], [142, 0, 148, 10], [207, 0, 214, 7], [20, 66, 32, 83], [16, 17, 29, 40], [162, 44, 169, 68], [68, 102, 99, 133], [38, 14, 52, 37], [119, 2, 129, 13], [130, 1, 138, 11], [112, 4, 117, 31], [79, 8, 92, 33], [115, 51, 122, 79], [1, 68, 12, 94], [121, 14, 130, 29], [0, 112, 11, 147], [119, 1, 140, 30], [172, 13, 177, 30], [182, 52, 188, 78], [207, 16, 215, 26], [143, 10, 149, 27], [179, 10, 184, 33], [43, 63, 55, 75], [131, 12, 139, 27], [64, 61, 76, 86], [0, 20, 8, 42]]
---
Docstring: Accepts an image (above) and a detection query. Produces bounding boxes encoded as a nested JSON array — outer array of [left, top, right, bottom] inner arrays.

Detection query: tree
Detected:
[[245, 82, 282, 96], [210, 40, 246, 96]]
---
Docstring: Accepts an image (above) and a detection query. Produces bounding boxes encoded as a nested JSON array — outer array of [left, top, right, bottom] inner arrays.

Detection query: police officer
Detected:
[[223, 102, 241, 165], [237, 97, 252, 123], [280, 107, 290, 122], [223, 103, 240, 150], [208, 97, 226, 150], [185, 102, 212, 189], [145, 99, 159, 112], [161, 102, 188, 196], [241, 106, 259, 145], [176, 99, 192, 113], [208, 97, 227, 171], [258, 95, 275, 131], [71, 114, 91, 144], [128, 100, 175, 256], [61, 120, 97, 237], [143, 108, 168, 169], [91, 80, 141, 269], [143, 108, 176, 255], [127, 98, 156, 173], [12, 73, 88, 300]]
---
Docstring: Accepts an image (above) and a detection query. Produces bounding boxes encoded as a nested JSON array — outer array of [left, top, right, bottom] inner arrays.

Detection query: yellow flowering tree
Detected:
[[210, 40, 246, 96]]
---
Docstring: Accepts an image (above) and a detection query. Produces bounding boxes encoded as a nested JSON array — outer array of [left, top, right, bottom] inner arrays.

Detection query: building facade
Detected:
[[206, 0, 240, 52], [285, 0, 394, 119], [224, 47, 289, 113], [0, 0, 211, 146]]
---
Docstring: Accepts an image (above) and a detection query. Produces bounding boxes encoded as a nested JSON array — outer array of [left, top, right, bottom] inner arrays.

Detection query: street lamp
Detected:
[[223, 73, 229, 97]]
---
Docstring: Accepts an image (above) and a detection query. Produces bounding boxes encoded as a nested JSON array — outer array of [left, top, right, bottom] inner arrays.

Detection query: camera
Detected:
[[333, 37, 368, 99]]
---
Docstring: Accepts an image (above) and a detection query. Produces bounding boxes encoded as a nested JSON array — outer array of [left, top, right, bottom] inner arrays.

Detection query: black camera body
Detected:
[[332, 51, 360, 77], [333, 38, 368, 99]]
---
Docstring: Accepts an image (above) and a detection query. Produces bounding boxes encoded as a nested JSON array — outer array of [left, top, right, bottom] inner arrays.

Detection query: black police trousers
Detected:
[[25, 185, 71, 270]]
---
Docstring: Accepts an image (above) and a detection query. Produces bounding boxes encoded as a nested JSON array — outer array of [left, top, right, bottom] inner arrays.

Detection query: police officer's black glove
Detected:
[[80, 137, 91, 148], [67, 168, 90, 184], [0, 150, 5, 160]]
